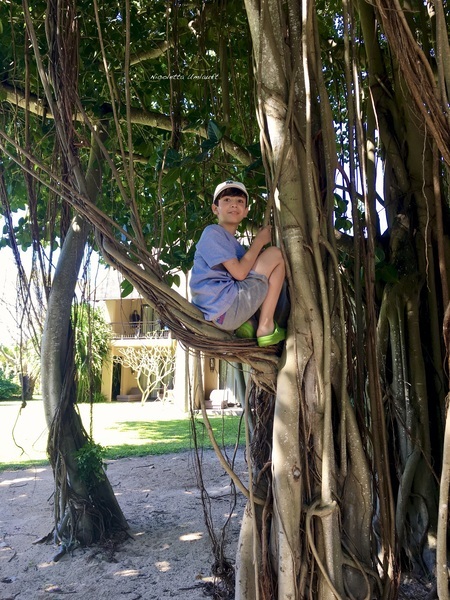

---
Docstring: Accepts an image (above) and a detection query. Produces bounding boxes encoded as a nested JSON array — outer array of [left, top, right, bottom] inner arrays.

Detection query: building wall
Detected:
[[204, 356, 219, 398], [98, 289, 238, 410]]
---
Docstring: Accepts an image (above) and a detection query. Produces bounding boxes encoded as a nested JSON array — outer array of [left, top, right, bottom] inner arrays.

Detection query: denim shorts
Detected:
[[214, 272, 268, 331]]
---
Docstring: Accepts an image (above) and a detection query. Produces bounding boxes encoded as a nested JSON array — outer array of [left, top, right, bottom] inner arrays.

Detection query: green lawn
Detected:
[[0, 399, 244, 471]]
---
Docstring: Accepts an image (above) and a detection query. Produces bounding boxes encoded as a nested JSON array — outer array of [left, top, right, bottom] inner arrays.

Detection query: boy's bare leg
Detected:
[[253, 247, 286, 338]]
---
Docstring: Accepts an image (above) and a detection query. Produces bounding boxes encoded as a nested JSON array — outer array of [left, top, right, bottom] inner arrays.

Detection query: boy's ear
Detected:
[[211, 203, 218, 214]]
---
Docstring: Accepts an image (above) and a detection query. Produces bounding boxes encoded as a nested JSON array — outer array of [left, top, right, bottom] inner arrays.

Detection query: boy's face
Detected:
[[212, 193, 249, 226]]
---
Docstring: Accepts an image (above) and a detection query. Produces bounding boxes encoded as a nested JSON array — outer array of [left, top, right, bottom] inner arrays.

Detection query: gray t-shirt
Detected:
[[190, 224, 246, 321]]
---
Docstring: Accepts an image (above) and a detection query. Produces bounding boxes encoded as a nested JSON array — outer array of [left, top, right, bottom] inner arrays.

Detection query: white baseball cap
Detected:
[[213, 180, 249, 204]]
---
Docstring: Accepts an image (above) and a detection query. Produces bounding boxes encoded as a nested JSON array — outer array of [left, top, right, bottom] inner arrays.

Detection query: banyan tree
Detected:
[[0, 1, 448, 598]]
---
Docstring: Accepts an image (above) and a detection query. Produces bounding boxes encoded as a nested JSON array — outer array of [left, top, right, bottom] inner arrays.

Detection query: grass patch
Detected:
[[0, 459, 49, 471], [103, 415, 244, 460], [0, 414, 244, 471]]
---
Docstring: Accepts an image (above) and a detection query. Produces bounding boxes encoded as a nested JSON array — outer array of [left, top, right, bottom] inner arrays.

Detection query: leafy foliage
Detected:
[[0, 368, 21, 399], [74, 440, 107, 491], [0, 0, 263, 271], [73, 304, 111, 404], [0, 341, 40, 401]]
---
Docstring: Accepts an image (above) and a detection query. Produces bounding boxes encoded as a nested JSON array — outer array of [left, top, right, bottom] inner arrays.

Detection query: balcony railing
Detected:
[[109, 321, 171, 340]]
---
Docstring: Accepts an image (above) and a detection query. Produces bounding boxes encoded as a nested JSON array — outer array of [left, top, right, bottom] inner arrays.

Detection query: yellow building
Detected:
[[93, 269, 243, 412]]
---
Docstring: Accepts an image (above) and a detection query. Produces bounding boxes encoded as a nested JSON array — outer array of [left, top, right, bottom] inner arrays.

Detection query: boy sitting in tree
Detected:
[[190, 180, 286, 347]]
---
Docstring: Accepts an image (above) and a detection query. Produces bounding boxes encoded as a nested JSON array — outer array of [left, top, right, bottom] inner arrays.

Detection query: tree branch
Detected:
[[0, 82, 254, 165], [130, 40, 173, 65]]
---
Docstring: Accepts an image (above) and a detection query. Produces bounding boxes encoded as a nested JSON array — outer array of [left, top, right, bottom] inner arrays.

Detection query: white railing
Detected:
[[109, 321, 171, 340]]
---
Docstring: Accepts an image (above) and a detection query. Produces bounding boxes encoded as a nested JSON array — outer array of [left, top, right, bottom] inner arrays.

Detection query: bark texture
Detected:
[[238, 1, 387, 598]]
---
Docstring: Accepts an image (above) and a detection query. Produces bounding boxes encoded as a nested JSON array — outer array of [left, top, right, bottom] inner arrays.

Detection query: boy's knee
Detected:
[[254, 246, 285, 278], [263, 246, 283, 264]]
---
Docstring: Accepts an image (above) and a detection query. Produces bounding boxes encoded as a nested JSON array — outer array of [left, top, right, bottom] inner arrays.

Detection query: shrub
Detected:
[[73, 303, 111, 404], [75, 440, 107, 491], [0, 369, 21, 399], [77, 391, 108, 404]]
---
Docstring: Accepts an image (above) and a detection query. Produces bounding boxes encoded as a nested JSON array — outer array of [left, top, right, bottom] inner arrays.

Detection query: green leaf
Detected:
[[335, 217, 352, 231], [244, 157, 263, 173], [166, 273, 181, 288], [162, 167, 180, 188], [246, 142, 262, 157], [201, 138, 218, 151], [207, 120, 223, 143], [334, 193, 348, 215], [120, 279, 134, 298], [163, 148, 182, 168]]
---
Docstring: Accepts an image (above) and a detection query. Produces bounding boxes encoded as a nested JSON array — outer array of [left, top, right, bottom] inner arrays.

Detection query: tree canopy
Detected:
[[0, 0, 261, 270]]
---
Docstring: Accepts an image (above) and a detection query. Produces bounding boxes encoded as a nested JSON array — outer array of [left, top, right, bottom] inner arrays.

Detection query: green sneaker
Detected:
[[235, 321, 256, 338], [257, 322, 286, 347]]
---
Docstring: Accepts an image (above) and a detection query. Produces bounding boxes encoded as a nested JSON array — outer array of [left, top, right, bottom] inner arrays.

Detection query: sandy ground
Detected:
[[0, 400, 437, 600], [0, 449, 247, 600]]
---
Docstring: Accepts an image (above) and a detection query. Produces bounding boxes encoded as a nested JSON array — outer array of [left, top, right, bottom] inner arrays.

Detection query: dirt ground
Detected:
[[0, 447, 436, 600], [0, 449, 247, 600]]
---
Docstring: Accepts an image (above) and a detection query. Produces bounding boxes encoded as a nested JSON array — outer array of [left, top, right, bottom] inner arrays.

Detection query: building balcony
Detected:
[[109, 321, 171, 340]]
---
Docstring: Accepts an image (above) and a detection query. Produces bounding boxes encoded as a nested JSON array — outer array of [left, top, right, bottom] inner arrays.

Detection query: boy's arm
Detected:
[[223, 226, 272, 281]]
